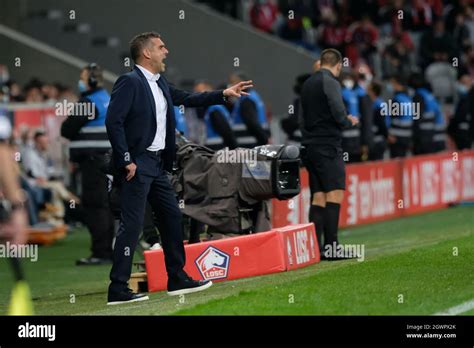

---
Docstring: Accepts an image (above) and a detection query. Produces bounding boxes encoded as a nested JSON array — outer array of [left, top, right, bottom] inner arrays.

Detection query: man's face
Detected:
[[36, 135, 49, 151], [79, 69, 90, 91], [80, 69, 89, 85], [144, 38, 169, 73], [459, 75, 473, 89]]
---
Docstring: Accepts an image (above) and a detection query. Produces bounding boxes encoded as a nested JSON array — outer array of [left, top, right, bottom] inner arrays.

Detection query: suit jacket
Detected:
[[105, 65, 225, 172]]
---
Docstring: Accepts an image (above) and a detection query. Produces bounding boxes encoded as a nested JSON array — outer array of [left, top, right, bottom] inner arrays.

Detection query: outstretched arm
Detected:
[[169, 80, 253, 107]]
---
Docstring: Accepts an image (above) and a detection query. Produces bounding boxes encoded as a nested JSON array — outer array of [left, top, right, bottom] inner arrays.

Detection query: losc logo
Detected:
[[195, 246, 230, 281]]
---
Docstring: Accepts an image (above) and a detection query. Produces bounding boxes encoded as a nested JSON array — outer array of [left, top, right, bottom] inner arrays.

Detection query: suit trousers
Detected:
[[108, 151, 185, 295]]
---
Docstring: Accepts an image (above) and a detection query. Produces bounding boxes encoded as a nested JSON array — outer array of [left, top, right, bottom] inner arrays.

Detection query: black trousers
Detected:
[[209, 111, 238, 149], [80, 154, 114, 259], [240, 111, 269, 146], [142, 203, 161, 245], [389, 141, 410, 158], [369, 141, 386, 161], [109, 151, 185, 295]]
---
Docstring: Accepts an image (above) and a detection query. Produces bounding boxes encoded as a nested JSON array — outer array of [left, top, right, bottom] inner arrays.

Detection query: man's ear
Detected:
[[142, 47, 151, 60]]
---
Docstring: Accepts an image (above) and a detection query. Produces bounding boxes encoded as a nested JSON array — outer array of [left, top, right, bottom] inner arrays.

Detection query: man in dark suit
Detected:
[[105, 32, 252, 305]]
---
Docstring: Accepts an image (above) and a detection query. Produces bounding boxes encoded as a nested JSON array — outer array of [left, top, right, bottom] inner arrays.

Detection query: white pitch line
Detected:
[[434, 299, 474, 315]]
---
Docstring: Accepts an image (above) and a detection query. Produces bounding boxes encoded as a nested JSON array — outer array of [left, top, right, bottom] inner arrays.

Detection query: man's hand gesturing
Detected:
[[224, 80, 254, 98]]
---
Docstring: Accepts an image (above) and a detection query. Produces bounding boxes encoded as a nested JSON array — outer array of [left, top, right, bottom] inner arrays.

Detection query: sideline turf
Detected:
[[0, 206, 472, 315]]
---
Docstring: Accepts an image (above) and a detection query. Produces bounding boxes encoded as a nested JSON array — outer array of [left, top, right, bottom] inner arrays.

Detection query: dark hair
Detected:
[[129, 32, 161, 62], [34, 130, 46, 140], [82, 63, 104, 87], [368, 81, 382, 96], [293, 73, 311, 95], [231, 71, 249, 82], [408, 72, 427, 89], [320, 48, 342, 67], [388, 74, 406, 86]]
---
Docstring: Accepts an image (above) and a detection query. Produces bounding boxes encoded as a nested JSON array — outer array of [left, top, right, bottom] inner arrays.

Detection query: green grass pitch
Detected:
[[0, 206, 472, 315]]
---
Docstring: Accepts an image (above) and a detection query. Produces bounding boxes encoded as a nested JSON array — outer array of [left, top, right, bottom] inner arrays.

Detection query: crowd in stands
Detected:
[[198, 0, 474, 159], [0, 65, 80, 232], [0, 65, 78, 103], [200, 0, 474, 79], [1, 0, 474, 233]]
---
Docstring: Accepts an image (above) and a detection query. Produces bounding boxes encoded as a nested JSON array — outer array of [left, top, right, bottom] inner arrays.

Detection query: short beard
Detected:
[[160, 63, 166, 73]]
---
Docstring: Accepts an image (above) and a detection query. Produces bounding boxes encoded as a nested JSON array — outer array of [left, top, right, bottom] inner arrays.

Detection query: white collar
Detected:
[[136, 64, 161, 82]]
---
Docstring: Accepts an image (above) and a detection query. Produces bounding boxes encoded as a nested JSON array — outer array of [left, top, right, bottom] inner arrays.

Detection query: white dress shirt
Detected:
[[136, 64, 168, 151]]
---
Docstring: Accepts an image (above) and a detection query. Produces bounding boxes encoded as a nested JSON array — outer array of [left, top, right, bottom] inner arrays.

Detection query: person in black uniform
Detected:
[[61, 64, 114, 265], [448, 74, 473, 150], [408, 73, 437, 155], [366, 81, 388, 160], [300, 48, 359, 259], [280, 73, 311, 144]]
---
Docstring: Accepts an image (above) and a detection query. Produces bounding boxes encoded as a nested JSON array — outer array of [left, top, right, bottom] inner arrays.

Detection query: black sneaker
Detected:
[[167, 275, 213, 296], [107, 289, 149, 305], [76, 256, 112, 266]]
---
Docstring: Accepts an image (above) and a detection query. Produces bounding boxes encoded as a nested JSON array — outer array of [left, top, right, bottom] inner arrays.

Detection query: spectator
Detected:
[[409, 0, 436, 32], [24, 84, 44, 103], [345, 14, 379, 67], [461, 45, 474, 77], [378, 0, 412, 37], [249, 0, 279, 33], [425, 59, 457, 104], [5, 80, 25, 102], [317, 8, 347, 53], [420, 19, 456, 68], [57, 85, 79, 103], [383, 34, 416, 83], [41, 83, 60, 102], [22, 130, 77, 224]]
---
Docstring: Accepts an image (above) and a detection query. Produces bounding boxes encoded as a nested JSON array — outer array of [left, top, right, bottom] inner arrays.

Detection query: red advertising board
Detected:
[[402, 153, 461, 215], [272, 151, 474, 228], [274, 223, 320, 270], [341, 160, 403, 226], [460, 150, 474, 201], [144, 224, 319, 292]]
